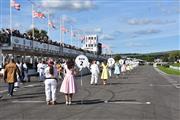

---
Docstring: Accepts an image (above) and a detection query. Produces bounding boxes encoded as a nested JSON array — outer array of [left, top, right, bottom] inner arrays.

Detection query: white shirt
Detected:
[[90, 64, 99, 75], [44, 66, 58, 79]]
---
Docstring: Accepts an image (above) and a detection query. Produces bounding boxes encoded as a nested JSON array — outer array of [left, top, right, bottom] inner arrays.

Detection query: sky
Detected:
[[0, 0, 179, 54]]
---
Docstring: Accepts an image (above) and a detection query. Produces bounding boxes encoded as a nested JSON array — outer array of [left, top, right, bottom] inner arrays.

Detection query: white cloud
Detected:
[[41, 0, 95, 11], [99, 34, 114, 40], [81, 27, 103, 34], [93, 28, 103, 33], [128, 18, 176, 25], [62, 15, 77, 24], [126, 42, 150, 48], [134, 29, 161, 35]]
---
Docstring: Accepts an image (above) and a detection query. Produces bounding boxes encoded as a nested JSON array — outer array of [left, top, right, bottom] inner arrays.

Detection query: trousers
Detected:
[[44, 79, 57, 102], [90, 73, 98, 84]]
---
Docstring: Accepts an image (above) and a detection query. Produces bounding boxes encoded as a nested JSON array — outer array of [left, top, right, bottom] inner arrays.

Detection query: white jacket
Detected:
[[90, 64, 99, 75]]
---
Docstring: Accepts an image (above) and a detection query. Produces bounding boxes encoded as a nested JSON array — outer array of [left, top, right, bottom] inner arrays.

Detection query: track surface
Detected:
[[0, 65, 180, 120]]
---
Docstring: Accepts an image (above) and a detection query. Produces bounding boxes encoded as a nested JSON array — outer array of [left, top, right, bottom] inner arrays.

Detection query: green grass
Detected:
[[171, 63, 180, 67], [157, 66, 180, 76]]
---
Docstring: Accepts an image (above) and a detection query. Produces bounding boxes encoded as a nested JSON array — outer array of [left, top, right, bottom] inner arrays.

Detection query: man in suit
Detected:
[[4, 58, 20, 96]]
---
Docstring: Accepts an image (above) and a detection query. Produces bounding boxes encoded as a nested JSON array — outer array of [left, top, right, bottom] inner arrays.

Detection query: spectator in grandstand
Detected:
[[4, 58, 20, 96]]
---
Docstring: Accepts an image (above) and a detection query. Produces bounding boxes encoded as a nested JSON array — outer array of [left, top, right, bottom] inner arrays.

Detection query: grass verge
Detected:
[[157, 66, 180, 76]]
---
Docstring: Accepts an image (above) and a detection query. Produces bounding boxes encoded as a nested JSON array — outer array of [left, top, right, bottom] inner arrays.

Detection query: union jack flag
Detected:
[[48, 21, 56, 29], [61, 26, 69, 33], [32, 10, 46, 19], [11, 0, 21, 11]]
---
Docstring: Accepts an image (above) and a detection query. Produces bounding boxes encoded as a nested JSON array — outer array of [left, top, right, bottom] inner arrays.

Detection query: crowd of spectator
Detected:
[[0, 28, 95, 54]]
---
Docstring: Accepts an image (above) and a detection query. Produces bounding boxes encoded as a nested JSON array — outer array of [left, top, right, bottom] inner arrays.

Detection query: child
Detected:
[[60, 60, 76, 105]]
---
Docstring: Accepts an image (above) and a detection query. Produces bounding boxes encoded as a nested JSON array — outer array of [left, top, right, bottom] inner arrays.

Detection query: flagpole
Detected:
[[10, 0, 12, 41], [70, 25, 72, 46], [62, 17, 64, 45], [32, 4, 34, 49], [47, 9, 50, 38], [0, 0, 2, 29], [60, 17, 62, 44]]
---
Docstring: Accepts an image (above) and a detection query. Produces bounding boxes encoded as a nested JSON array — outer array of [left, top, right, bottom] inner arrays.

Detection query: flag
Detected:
[[79, 35, 85, 43], [102, 44, 109, 48], [48, 21, 56, 29], [71, 31, 76, 37], [61, 26, 69, 33], [11, 0, 21, 11], [32, 10, 46, 19]]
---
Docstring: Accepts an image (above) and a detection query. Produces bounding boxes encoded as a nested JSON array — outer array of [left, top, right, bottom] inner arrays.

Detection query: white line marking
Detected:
[[105, 101, 151, 105], [173, 84, 180, 89], [12, 100, 44, 103], [149, 84, 172, 87], [154, 68, 179, 89], [0, 90, 8, 93], [23, 83, 42, 88]]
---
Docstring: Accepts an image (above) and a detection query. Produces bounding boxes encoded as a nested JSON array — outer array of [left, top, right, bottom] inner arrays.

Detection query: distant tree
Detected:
[[114, 54, 121, 61], [26, 28, 48, 39], [168, 51, 180, 62]]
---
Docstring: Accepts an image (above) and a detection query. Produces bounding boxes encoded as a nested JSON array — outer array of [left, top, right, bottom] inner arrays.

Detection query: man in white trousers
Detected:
[[90, 60, 99, 85], [44, 61, 58, 105], [37, 61, 46, 82]]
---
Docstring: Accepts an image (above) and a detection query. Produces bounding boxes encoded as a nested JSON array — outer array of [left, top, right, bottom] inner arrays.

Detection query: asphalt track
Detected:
[[0, 65, 180, 120]]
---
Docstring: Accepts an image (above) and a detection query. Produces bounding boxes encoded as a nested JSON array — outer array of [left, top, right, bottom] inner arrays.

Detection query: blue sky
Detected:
[[0, 0, 179, 54]]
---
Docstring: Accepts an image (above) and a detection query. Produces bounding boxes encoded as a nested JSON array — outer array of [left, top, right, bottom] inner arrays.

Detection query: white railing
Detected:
[[169, 66, 180, 71]]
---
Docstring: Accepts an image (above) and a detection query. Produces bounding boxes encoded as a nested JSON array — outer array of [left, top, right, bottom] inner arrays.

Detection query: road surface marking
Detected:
[[105, 101, 151, 105], [23, 83, 43, 88], [0, 90, 8, 93], [154, 68, 179, 89], [149, 84, 172, 87], [12, 100, 44, 103], [173, 84, 180, 89]]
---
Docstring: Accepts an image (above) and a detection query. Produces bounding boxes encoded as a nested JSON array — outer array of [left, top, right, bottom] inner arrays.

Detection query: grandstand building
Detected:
[[82, 35, 102, 55]]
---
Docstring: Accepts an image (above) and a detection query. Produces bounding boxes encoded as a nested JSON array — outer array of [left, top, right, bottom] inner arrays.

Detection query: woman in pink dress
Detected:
[[60, 60, 76, 105]]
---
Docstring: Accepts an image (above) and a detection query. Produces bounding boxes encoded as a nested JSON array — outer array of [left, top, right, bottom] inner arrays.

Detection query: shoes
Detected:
[[65, 101, 68, 105], [65, 101, 72, 105], [52, 101, 56, 105], [47, 101, 51, 105], [8, 94, 13, 97], [68, 101, 71, 105]]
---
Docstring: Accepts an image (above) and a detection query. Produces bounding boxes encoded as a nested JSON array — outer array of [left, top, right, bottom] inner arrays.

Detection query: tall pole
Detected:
[[62, 17, 64, 45], [32, 4, 34, 49], [60, 17, 62, 44], [47, 9, 50, 38], [10, 0, 12, 37], [0, 0, 2, 29], [70, 25, 73, 46]]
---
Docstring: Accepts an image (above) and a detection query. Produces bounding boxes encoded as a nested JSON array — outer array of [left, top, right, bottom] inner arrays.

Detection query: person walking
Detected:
[[37, 61, 46, 82], [90, 60, 99, 85], [101, 61, 109, 85], [4, 58, 20, 96], [114, 61, 121, 78], [14, 61, 21, 88], [60, 60, 76, 105], [23, 62, 28, 82], [44, 61, 58, 105]]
